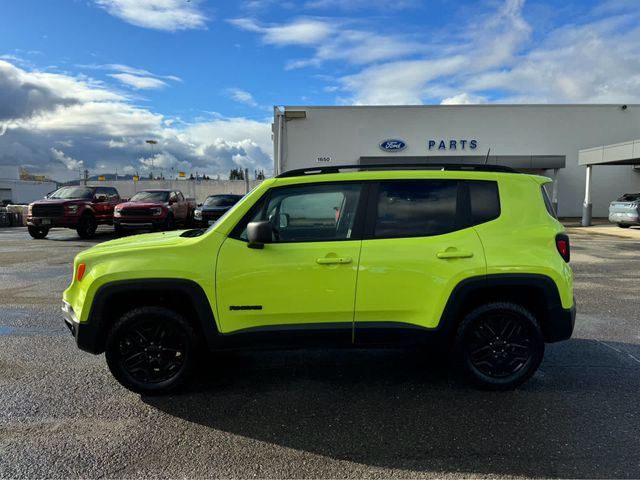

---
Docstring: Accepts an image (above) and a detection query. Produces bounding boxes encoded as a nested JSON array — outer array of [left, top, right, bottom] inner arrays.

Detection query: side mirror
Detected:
[[247, 221, 272, 249]]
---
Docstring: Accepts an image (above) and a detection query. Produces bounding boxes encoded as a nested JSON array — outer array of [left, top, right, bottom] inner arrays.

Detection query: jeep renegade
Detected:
[[62, 164, 575, 394]]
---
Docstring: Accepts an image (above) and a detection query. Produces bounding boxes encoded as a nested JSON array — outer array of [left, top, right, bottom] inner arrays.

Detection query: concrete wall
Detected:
[[0, 179, 57, 204], [86, 179, 262, 203], [276, 105, 640, 217]]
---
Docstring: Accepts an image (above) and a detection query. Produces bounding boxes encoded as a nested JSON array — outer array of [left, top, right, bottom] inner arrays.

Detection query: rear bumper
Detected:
[[62, 301, 100, 353], [544, 299, 576, 343]]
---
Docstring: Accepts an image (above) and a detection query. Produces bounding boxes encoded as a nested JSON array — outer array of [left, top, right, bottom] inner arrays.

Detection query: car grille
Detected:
[[121, 207, 152, 216], [32, 205, 64, 217]]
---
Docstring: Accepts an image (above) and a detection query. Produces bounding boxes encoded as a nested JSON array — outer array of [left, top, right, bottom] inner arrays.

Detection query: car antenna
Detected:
[[484, 148, 491, 165]]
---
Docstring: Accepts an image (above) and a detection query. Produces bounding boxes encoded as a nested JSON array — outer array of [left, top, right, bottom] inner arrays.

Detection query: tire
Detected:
[[163, 213, 176, 231], [105, 306, 198, 395], [76, 214, 97, 239], [114, 224, 124, 236], [28, 226, 49, 239], [453, 302, 544, 390], [617, 223, 631, 228]]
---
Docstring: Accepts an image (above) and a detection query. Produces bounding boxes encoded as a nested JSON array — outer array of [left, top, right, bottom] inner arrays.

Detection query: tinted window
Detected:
[[469, 181, 500, 224], [375, 181, 458, 238], [541, 185, 557, 219], [373, 180, 500, 239], [235, 183, 362, 243], [618, 193, 640, 202], [129, 191, 169, 202], [205, 195, 240, 207], [49, 187, 94, 199]]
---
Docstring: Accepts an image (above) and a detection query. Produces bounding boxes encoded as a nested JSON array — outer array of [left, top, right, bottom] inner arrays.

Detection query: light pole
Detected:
[[145, 139, 158, 179]]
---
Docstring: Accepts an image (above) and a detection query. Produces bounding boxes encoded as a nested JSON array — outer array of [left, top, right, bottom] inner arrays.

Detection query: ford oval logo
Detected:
[[379, 139, 406, 152]]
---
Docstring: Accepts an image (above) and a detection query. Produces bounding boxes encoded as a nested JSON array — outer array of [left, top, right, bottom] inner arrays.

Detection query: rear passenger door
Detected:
[[354, 179, 498, 341]]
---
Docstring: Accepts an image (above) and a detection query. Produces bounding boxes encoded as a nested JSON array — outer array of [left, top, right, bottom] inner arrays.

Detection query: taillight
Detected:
[[556, 234, 570, 263], [76, 263, 86, 281]]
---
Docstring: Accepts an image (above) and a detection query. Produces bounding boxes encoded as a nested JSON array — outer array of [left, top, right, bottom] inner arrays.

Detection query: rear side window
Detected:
[[373, 180, 500, 239], [541, 185, 557, 219]]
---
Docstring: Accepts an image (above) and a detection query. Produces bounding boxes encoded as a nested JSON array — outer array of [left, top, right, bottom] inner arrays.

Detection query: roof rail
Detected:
[[276, 163, 519, 178]]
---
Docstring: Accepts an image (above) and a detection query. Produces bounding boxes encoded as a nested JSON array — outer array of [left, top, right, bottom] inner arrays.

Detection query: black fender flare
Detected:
[[77, 279, 218, 354]]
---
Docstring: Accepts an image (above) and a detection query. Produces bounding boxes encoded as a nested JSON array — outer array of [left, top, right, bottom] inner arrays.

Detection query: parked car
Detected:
[[27, 186, 121, 239], [193, 194, 243, 227], [609, 193, 640, 228], [63, 163, 574, 395], [113, 189, 196, 234]]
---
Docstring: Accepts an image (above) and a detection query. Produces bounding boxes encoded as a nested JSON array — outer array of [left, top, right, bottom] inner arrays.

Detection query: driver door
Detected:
[[215, 182, 365, 338]]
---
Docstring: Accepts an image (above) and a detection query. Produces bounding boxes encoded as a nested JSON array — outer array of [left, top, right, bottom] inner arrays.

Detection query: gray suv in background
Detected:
[[609, 193, 640, 228]]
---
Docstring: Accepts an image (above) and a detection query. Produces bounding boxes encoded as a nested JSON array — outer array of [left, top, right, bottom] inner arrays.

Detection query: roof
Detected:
[[276, 163, 519, 178]]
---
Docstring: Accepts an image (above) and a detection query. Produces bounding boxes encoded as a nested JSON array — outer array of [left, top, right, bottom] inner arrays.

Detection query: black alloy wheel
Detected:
[[28, 226, 49, 239], [76, 214, 97, 239], [454, 302, 544, 390], [105, 307, 197, 395]]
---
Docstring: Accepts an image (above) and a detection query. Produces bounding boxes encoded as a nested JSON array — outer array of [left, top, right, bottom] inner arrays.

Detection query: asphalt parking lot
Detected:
[[1, 226, 639, 479]]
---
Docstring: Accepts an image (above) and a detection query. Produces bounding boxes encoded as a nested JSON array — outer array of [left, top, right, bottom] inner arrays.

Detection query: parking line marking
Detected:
[[598, 340, 640, 365]]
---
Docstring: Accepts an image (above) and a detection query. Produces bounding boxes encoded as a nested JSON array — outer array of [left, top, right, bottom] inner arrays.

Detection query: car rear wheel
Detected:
[[105, 306, 198, 395], [617, 223, 631, 228], [28, 226, 49, 239], [76, 214, 97, 239], [453, 302, 544, 390]]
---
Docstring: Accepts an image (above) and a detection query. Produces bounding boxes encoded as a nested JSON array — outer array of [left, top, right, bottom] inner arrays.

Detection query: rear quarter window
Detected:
[[541, 185, 557, 219]]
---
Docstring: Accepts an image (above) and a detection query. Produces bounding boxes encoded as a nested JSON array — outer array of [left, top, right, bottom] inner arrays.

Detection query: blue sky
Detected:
[[1, 0, 639, 181]]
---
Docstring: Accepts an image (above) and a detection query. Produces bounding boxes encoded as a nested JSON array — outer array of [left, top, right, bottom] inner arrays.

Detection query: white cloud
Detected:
[[51, 148, 84, 171], [226, 88, 258, 107], [232, 0, 640, 105], [94, 0, 207, 31], [230, 18, 336, 45], [0, 60, 272, 181], [109, 73, 168, 89], [440, 93, 489, 105]]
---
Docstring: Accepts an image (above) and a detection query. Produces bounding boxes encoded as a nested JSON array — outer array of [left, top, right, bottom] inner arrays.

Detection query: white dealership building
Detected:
[[272, 105, 640, 224]]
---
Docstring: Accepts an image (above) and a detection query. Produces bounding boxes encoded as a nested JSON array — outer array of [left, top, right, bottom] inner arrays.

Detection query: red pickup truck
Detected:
[[113, 189, 196, 233], [27, 186, 121, 239]]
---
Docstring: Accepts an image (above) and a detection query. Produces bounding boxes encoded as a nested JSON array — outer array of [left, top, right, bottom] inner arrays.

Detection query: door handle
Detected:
[[316, 257, 353, 265], [436, 250, 474, 259]]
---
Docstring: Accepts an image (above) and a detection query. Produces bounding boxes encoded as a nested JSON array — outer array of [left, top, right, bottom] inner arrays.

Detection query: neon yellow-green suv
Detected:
[[62, 164, 575, 394]]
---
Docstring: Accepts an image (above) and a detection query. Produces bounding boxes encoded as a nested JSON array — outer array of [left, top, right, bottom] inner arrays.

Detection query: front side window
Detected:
[[234, 183, 363, 243], [373, 180, 500, 239]]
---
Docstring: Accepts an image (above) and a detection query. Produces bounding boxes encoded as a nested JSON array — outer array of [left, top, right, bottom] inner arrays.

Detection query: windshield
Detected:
[[204, 195, 240, 207], [48, 187, 94, 200], [617, 193, 640, 202], [129, 191, 169, 202]]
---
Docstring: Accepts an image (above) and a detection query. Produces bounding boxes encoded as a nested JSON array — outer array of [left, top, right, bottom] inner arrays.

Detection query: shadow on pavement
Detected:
[[144, 338, 640, 478]]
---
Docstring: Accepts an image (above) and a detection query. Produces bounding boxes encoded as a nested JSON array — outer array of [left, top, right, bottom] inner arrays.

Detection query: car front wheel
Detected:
[[76, 214, 97, 238], [28, 226, 49, 239], [105, 306, 198, 395], [453, 302, 544, 390]]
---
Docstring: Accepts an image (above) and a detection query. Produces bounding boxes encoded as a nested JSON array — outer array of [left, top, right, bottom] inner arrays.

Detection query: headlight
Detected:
[[194, 209, 202, 219], [66, 205, 79, 214], [114, 207, 121, 217], [150, 207, 163, 216], [28, 204, 33, 215]]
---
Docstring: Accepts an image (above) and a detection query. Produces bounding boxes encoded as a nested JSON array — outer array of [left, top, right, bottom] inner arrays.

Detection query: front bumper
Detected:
[[62, 301, 100, 353], [114, 217, 165, 229], [609, 212, 639, 224], [28, 216, 79, 228]]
